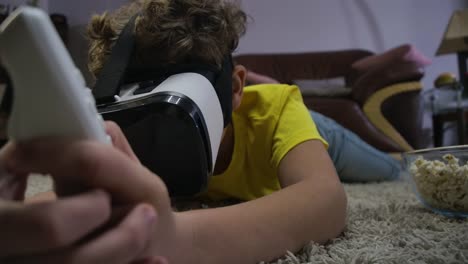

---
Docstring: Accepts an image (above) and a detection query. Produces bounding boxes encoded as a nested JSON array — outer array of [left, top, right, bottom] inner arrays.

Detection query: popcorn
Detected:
[[410, 154, 468, 212]]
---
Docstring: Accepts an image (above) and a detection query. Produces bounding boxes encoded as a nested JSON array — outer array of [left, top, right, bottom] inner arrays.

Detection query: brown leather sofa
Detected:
[[235, 49, 426, 153], [0, 43, 425, 153]]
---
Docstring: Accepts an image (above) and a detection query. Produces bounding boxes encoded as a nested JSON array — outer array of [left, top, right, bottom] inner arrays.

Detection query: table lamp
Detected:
[[436, 9, 468, 97]]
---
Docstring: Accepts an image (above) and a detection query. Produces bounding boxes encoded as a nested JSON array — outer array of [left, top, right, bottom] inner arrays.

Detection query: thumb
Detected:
[[104, 121, 140, 163]]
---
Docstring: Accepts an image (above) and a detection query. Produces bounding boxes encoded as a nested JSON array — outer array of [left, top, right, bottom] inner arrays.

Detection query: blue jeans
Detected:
[[310, 111, 401, 182]]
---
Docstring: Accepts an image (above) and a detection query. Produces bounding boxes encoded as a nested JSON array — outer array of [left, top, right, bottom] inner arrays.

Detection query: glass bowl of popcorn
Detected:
[[403, 145, 468, 218]]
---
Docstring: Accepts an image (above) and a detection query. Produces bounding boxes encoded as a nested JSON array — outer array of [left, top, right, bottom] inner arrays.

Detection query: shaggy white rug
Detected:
[[26, 176, 468, 264], [266, 181, 468, 264]]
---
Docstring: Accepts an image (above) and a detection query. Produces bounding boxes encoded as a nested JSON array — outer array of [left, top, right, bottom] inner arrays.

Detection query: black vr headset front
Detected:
[[93, 14, 233, 197]]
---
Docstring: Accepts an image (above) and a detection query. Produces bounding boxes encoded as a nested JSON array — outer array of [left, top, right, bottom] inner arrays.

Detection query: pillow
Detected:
[[293, 77, 352, 97], [352, 44, 431, 72], [246, 71, 280, 84]]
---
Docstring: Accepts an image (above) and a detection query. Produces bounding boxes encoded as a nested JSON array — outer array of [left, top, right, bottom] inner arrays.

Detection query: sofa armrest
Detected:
[[304, 97, 406, 152], [352, 62, 424, 105], [363, 81, 422, 151]]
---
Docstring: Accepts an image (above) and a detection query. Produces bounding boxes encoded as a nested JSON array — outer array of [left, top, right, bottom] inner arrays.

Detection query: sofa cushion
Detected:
[[351, 44, 431, 73], [293, 78, 352, 97], [246, 71, 280, 85]]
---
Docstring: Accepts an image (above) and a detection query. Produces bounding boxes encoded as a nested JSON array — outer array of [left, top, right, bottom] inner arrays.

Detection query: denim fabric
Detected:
[[310, 111, 401, 182]]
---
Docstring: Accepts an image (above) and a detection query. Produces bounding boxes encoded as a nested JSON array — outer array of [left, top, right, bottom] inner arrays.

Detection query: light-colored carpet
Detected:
[[266, 181, 468, 264], [26, 175, 53, 198], [26, 176, 468, 264]]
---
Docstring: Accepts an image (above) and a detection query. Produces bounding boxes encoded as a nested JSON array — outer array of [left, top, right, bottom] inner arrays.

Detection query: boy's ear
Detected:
[[231, 65, 246, 111]]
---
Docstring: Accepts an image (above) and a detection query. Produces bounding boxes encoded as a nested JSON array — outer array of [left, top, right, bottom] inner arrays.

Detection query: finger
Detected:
[[0, 142, 30, 200], [0, 169, 27, 200], [105, 121, 140, 163], [8, 204, 157, 264], [72, 203, 157, 264], [0, 189, 111, 258], [6, 139, 170, 209], [10, 173, 27, 200], [0, 141, 14, 161], [79, 205, 134, 243], [0, 141, 30, 177]]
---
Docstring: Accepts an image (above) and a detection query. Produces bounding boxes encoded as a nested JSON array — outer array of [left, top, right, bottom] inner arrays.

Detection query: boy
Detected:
[[84, 0, 399, 262]]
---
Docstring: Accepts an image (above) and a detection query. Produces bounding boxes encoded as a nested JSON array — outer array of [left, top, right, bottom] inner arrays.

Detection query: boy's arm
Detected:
[[175, 140, 347, 264]]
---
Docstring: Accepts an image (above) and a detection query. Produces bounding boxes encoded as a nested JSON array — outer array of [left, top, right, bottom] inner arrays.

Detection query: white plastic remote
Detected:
[[0, 7, 108, 143]]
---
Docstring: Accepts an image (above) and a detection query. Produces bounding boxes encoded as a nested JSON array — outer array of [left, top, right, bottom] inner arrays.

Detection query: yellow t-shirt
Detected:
[[199, 84, 328, 201]]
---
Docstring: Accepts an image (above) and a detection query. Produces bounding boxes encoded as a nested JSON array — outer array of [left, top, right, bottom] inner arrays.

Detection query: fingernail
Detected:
[[142, 205, 157, 226], [152, 257, 169, 264], [147, 256, 168, 264]]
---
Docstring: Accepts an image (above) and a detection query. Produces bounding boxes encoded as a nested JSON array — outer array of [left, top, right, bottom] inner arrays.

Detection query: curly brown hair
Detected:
[[87, 0, 247, 77]]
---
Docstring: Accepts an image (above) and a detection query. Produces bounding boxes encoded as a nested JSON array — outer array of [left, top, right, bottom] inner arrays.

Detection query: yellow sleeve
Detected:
[[270, 85, 328, 168]]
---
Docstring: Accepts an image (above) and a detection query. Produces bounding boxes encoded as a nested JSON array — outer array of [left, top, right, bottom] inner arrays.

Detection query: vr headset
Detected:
[[94, 15, 233, 197]]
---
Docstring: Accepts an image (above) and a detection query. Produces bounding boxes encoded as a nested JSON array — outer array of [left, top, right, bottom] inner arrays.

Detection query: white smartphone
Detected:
[[0, 6, 108, 143]]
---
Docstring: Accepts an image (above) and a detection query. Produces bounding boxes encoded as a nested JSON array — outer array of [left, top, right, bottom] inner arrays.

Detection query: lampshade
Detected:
[[436, 9, 468, 56]]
